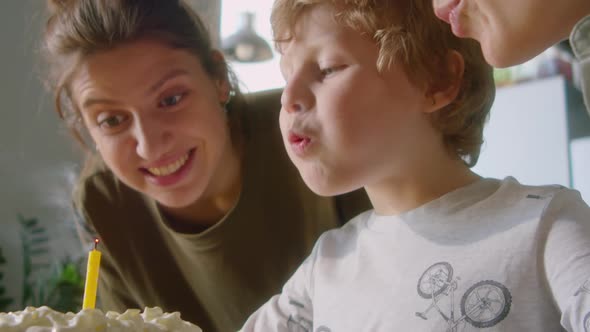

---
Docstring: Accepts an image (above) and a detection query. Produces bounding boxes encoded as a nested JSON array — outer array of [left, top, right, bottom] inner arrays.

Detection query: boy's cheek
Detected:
[[278, 108, 288, 124], [278, 113, 290, 139]]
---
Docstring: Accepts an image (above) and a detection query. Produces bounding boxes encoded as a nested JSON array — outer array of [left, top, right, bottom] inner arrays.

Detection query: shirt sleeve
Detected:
[[240, 242, 319, 332], [542, 189, 590, 331]]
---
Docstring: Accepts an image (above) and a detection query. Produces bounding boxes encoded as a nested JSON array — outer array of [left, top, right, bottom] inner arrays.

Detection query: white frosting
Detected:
[[0, 306, 202, 332]]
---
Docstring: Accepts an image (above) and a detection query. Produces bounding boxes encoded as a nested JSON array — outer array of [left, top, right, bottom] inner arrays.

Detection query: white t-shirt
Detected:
[[241, 177, 590, 331]]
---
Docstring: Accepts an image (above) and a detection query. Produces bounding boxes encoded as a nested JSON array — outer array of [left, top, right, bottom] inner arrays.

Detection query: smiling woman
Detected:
[[40, 1, 369, 331], [71, 39, 236, 211]]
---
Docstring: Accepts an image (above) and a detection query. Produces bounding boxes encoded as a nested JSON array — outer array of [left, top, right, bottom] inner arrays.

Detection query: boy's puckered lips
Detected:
[[288, 130, 313, 157]]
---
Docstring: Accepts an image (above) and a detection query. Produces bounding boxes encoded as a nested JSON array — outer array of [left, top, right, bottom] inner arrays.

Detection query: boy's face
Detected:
[[278, 4, 435, 196], [432, 0, 578, 67]]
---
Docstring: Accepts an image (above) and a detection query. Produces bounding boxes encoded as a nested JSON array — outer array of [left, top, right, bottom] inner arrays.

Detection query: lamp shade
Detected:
[[222, 12, 273, 63]]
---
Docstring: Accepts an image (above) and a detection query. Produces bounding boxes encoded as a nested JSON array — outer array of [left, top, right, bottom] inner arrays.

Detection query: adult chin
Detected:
[[483, 43, 548, 68], [154, 196, 191, 210], [477, 26, 564, 68], [152, 188, 203, 210]]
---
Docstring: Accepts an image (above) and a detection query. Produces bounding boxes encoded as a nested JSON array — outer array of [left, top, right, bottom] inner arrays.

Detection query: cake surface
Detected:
[[0, 306, 202, 331]]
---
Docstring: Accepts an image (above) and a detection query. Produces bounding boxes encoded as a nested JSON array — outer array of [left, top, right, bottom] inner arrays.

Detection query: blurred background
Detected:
[[0, 0, 589, 313]]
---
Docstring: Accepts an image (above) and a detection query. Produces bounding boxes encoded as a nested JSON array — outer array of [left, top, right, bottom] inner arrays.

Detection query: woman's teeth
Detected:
[[148, 153, 189, 176]]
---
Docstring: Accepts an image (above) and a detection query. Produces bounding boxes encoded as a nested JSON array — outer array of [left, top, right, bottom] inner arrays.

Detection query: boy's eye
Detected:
[[159, 93, 184, 108], [320, 67, 337, 76], [319, 65, 345, 79], [98, 114, 128, 130]]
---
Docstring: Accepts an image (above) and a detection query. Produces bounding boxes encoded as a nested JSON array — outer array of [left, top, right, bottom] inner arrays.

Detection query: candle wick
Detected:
[[94, 239, 99, 250]]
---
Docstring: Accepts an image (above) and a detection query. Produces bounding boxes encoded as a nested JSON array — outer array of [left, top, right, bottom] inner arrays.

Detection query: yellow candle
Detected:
[[82, 238, 102, 310]]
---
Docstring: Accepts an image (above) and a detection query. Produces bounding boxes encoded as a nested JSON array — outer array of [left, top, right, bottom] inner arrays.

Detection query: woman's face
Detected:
[[71, 38, 235, 209], [432, 0, 581, 67]]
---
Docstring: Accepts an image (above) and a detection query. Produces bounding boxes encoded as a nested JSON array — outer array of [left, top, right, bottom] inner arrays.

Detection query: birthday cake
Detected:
[[0, 306, 202, 331]]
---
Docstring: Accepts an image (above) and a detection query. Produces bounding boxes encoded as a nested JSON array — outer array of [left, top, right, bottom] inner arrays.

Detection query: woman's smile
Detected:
[[142, 148, 196, 187]]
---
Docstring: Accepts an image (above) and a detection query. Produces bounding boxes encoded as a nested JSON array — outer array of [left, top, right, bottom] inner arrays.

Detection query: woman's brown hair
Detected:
[[43, 0, 245, 170]]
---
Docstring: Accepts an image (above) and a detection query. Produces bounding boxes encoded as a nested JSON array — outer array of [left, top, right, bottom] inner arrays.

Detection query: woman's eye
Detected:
[[98, 114, 128, 130], [159, 93, 184, 108]]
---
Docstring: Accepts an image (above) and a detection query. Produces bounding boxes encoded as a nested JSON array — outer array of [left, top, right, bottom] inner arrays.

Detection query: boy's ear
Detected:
[[210, 50, 231, 104], [425, 50, 465, 113]]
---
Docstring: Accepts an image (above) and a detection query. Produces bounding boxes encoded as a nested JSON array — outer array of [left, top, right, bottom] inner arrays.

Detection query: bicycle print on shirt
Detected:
[[415, 261, 512, 331]]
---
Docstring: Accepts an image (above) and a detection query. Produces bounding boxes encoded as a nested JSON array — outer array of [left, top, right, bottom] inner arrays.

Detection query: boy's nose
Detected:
[[281, 76, 313, 113]]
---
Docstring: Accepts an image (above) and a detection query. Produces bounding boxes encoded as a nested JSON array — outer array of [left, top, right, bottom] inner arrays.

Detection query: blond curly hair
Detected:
[[271, 0, 495, 166]]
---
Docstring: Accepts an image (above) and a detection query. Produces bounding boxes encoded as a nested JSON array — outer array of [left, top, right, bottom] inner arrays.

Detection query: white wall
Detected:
[[473, 76, 572, 187], [0, 0, 82, 309]]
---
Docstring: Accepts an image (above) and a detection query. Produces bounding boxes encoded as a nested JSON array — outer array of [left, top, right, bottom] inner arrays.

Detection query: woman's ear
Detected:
[[427, 50, 465, 112], [210, 50, 231, 104]]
